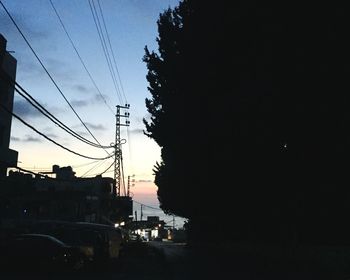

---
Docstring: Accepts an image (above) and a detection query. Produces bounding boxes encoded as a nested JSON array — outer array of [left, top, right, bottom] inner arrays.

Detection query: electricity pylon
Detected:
[[114, 104, 130, 196]]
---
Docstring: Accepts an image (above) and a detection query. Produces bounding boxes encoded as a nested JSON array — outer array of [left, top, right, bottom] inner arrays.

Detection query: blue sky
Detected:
[[0, 0, 185, 227]]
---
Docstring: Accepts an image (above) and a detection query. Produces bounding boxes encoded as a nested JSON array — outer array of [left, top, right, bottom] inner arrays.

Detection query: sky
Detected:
[[0, 0, 186, 228]]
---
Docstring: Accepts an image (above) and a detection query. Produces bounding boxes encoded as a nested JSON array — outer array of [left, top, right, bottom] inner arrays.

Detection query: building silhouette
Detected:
[[0, 34, 18, 177], [0, 34, 132, 232]]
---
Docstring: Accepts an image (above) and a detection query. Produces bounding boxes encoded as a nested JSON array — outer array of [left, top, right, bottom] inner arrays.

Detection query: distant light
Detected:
[[115, 223, 119, 228], [23, 209, 27, 213], [158, 224, 162, 227], [120, 221, 125, 226], [283, 143, 287, 149]]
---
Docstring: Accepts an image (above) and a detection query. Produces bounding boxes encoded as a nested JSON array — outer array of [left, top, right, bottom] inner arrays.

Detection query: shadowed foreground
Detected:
[[2, 241, 350, 280]]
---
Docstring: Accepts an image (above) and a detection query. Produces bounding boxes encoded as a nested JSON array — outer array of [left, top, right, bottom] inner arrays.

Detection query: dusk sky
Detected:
[[0, 0, 185, 228]]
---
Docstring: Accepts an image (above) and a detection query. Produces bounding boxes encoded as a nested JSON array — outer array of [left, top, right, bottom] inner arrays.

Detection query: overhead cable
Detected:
[[48, 0, 115, 115], [81, 158, 109, 177], [0, 0, 108, 155], [133, 200, 161, 210], [88, 0, 123, 104], [0, 104, 114, 160], [97, 160, 115, 176], [71, 160, 100, 168], [97, 0, 127, 104], [8, 79, 113, 149]]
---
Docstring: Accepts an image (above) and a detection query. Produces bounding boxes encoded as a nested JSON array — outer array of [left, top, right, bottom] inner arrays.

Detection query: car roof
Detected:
[[75, 222, 115, 229], [16, 233, 68, 246]]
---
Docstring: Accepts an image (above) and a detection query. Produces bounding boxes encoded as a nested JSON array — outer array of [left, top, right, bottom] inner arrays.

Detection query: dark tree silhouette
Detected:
[[144, 1, 350, 245]]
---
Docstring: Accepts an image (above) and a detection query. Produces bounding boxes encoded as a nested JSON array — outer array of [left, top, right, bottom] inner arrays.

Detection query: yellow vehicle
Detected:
[[75, 222, 123, 260], [28, 220, 123, 263]]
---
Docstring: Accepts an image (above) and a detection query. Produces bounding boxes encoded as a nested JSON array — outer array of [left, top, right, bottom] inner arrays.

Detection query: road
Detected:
[[1, 240, 218, 280], [2, 240, 348, 280]]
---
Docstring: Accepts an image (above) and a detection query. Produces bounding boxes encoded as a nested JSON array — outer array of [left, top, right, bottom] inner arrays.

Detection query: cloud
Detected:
[[11, 135, 42, 142], [86, 122, 106, 131], [45, 58, 74, 82], [0, 10, 49, 41], [46, 133, 59, 139], [93, 94, 111, 104], [137, 179, 153, 183], [24, 135, 42, 142], [70, 99, 89, 107], [18, 60, 45, 79], [10, 136, 21, 142], [73, 123, 107, 131], [76, 131, 90, 137], [13, 100, 42, 118], [129, 128, 144, 134], [73, 84, 91, 94], [68, 93, 111, 109], [13, 100, 64, 118]]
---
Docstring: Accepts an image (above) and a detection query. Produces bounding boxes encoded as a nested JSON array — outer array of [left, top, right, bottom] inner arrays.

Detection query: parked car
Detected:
[[50, 227, 95, 263], [29, 220, 123, 264], [75, 222, 123, 262], [0, 233, 86, 272], [27, 220, 95, 263]]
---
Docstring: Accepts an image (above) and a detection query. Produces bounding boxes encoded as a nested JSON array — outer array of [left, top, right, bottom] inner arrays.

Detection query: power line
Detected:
[[97, 0, 127, 104], [94, 160, 114, 177], [133, 201, 185, 225], [80, 158, 109, 177], [91, 0, 122, 104], [133, 200, 161, 211], [0, 0, 108, 154], [98, 161, 114, 176], [71, 160, 100, 168], [88, 0, 123, 104], [48, 0, 115, 115], [0, 104, 114, 161], [8, 79, 113, 149]]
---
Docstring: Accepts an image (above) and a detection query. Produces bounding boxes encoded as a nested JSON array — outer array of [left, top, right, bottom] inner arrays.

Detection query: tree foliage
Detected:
[[144, 1, 350, 244]]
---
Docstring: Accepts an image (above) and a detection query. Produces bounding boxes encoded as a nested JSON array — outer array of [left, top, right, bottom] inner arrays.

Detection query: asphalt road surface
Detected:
[[2, 240, 350, 280]]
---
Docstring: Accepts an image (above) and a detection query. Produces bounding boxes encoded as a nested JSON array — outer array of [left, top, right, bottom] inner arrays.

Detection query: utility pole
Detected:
[[127, 174, 135, 197], [127, 175, 130, 197], [173, 215, 175, 230], [114, 104, 130, 197], [141, 204, 143, 221]]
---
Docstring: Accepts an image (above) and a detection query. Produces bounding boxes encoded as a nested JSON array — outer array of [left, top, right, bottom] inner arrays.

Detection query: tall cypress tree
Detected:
[[144, 1, 350, 245]]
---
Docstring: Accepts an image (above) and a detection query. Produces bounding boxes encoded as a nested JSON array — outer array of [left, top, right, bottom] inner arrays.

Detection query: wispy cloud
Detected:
[[45, 58, 74, 82], [10, 136, 21, 142], [11, 135, 42, 143], [17, 60, 45, 78], [129, 128, 144, 134], [68, 93, 111, 109], [86, 122, 106, 131], [137, 179, 153, 183], [24, 135, 42, 142], [13, 100, 63, 118], [76, 131, 90, 137], [93, 94, 111, 104], [70, 99, 89, 107], [0, 10, 49, 41], [46, 133, 59, 139], [13, 100, 42, 118], [73, 122, 107, 131], [73, 84, 91, 94]]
